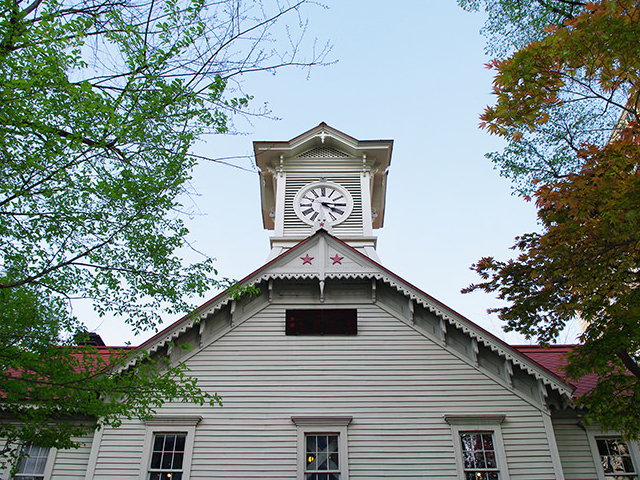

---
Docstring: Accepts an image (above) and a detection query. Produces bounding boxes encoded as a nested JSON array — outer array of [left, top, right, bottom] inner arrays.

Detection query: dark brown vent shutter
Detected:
[[286, 309, 357, 335]]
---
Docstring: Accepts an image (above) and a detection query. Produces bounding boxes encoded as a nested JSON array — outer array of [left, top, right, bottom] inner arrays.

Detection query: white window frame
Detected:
[[586, 427, 640, 480], [12, 444, 55, 480], [444, 414, 510, 480], [138, 415, 201, 480], [291, 416, 352, 480]]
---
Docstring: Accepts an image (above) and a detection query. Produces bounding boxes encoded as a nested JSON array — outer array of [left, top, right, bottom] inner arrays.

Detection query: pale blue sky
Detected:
[[86, 1, 580, 346]]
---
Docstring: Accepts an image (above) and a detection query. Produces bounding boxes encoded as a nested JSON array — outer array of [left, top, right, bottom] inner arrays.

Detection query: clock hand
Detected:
[[319, 201, 345, 214]]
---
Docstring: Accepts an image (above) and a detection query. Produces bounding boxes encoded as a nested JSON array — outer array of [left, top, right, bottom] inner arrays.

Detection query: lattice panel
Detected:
[[297, 147, 350, 158]]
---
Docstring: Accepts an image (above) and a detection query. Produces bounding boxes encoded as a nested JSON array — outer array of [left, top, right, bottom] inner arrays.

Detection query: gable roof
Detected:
[[136, 229, 574, 399]]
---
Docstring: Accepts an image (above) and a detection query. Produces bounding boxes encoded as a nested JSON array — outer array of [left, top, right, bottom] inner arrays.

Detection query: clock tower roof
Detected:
[[254, 123, 393, 231]]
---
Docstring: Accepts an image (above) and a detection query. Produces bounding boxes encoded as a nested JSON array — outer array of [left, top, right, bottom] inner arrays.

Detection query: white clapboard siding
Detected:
[[552, 418, 598, 479], [91, 420, 146, 479], [49, 435, 93, 480], [90, 301, 559, 480]]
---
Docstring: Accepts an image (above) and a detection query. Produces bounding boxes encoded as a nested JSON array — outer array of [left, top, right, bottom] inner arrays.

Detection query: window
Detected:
[[459, 432, 499, 480], [596, 437, 638, 479], [586, 428, 640, 480], [286, 309, 357, 335], [148, 433, 186, 480], [140, 415, 201, 480], [292, 416, 352, 480], [13, 445, 51, 480], [445, 414, 510, 480], [305, 434, 341, 480]]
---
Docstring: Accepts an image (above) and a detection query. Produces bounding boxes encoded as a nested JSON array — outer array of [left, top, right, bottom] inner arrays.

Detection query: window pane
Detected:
[[328, 451, 339, 470], [307, 453, 317, 470], [150, 452, 162, 469], [486, 450, 497, 469], [328, 436, 338, 452], [172, 452, 184, 469], [153, 435, 164, 451], [463, 451, 474, 469], [318, 435, 328, 452], [317, 452, 328, 470], [175, 435, 186, 452], [161, 452, 173, 469], [307, 435, 317, 453], [482, 433, 494, 450], [164, 435, 176, 452]]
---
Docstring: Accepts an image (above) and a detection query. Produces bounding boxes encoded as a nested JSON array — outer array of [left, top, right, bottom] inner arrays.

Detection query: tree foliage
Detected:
[[460, 0, 637, 196], [0, 0, 328, 457], [460, 0, 640, 436]]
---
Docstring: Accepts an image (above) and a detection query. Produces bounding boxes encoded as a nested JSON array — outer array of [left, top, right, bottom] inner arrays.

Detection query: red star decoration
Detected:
[[330, 254, 344, 265], [301, 254, 314, 265]]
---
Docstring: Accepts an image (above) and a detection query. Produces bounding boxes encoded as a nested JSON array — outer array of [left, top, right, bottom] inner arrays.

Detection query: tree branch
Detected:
[[616, 350, 640, 381]]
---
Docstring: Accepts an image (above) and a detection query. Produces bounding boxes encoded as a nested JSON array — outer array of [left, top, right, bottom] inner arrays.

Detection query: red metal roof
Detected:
[[513, 345, 598, 398]]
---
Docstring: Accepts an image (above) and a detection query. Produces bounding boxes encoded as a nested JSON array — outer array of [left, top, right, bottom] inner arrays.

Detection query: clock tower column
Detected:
[[254, 123, 393, 261]]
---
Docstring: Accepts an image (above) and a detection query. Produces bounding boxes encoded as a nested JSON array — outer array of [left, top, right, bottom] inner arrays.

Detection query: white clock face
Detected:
[[293, 181, 353, 226]]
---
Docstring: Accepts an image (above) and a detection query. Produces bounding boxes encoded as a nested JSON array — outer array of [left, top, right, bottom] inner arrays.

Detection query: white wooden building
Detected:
[[8, 124, 640, 480]]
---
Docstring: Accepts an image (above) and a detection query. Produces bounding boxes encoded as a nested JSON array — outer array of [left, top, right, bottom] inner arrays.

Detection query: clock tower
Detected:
[[255, 123, 393, 261]]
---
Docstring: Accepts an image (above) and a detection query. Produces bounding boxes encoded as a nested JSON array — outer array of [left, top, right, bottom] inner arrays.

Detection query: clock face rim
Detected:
[[293, 181, 354, 226]]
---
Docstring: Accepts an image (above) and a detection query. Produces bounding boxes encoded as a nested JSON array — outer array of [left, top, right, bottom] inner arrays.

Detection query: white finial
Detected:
[[320, 130, 327, 144]]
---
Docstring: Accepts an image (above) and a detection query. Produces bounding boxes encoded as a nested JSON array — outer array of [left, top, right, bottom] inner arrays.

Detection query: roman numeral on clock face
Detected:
[[302, 208, 314, 215]]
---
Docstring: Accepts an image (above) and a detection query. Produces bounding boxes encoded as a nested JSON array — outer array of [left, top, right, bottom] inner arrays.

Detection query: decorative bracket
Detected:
[[230, 299, 236, 325], [471, 338, 479, 367], [408, 298, 415, 324], [439, 318, 447, 345], [198, 318, 206, 348], [505, 360, 514, 388], [538, 379, 550, 412]]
